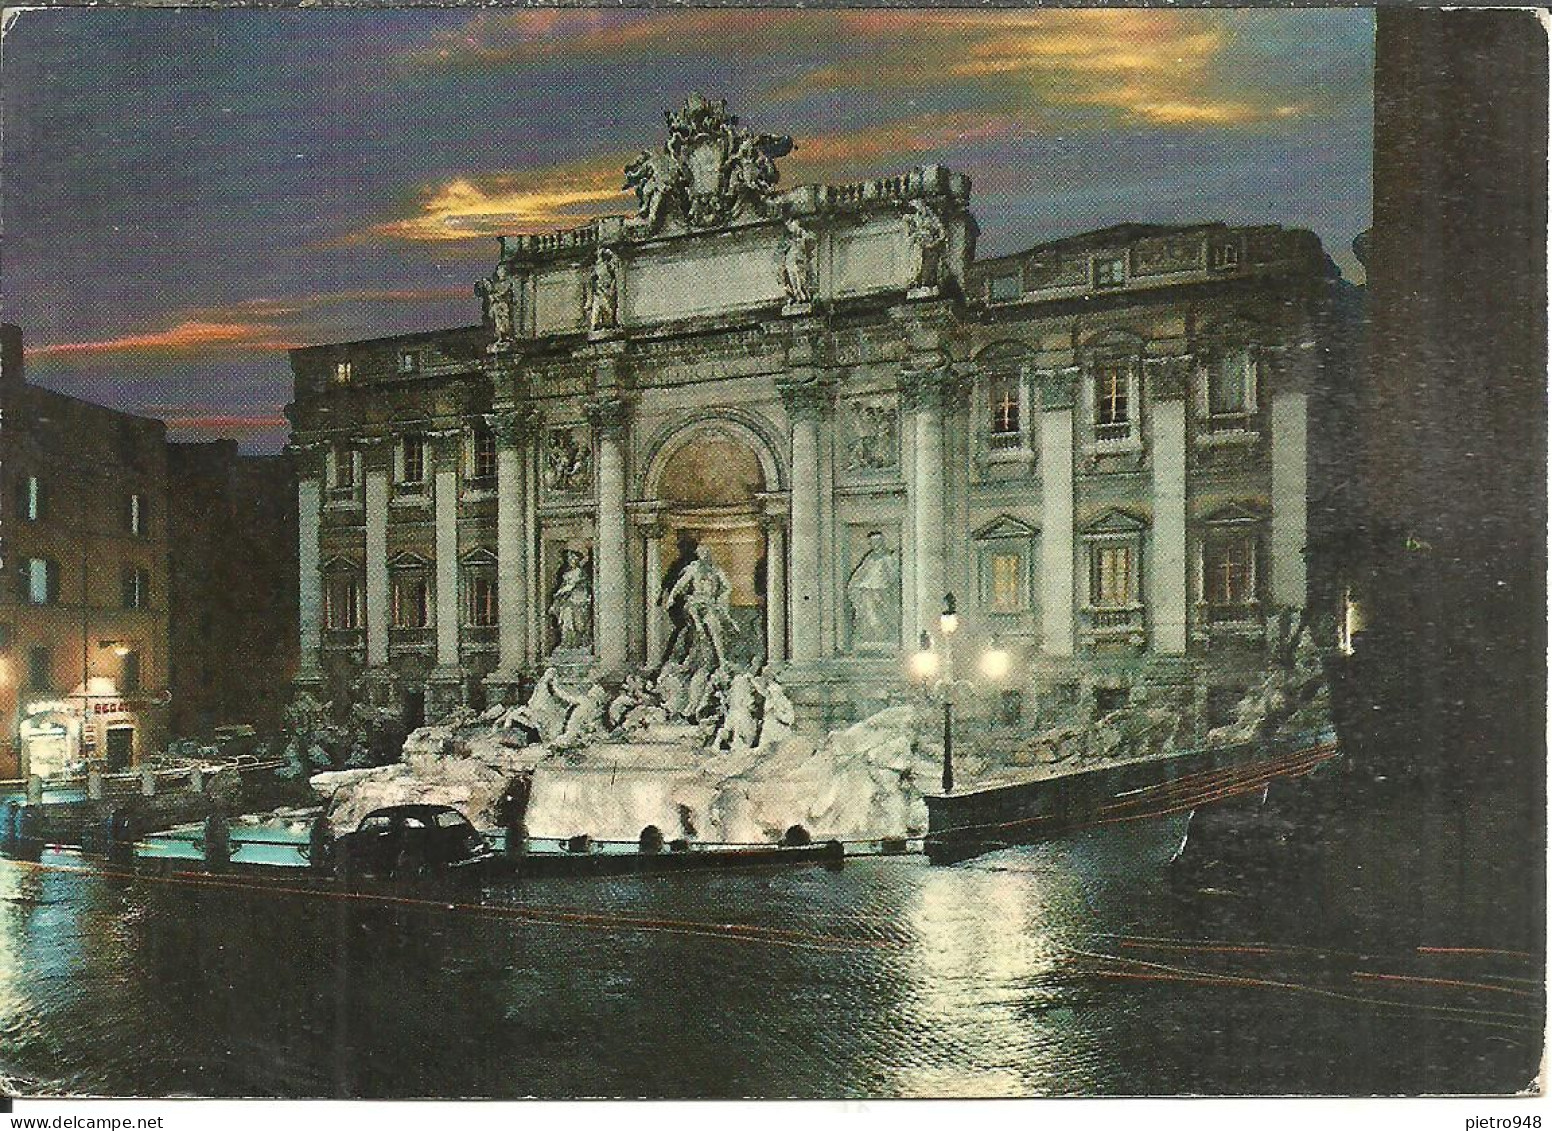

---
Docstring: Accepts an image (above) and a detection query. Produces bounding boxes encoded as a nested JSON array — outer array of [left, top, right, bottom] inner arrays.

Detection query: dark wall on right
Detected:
[[1360, 9, 1546, 784]]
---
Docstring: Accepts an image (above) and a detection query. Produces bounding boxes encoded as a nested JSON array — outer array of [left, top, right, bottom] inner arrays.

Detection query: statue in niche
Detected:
[[904, 199, 948, 290], [547, 549, 593, 651], [845, 530, 902, 648], [780, 217, 817, 306], [476, 262, 518, 342], [846, 399, 898, 472], [585, 247, 621, 333], [662, 543, 736, 671], [543, 428, 593, 494]]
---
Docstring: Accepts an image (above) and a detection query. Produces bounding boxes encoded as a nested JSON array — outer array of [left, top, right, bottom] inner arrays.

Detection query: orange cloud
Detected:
[[361, 154, 628, 243], [29, 320, 301, 359]]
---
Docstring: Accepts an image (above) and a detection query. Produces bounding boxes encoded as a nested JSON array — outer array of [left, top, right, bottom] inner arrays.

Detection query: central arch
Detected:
[[639, 416, 785, 670]]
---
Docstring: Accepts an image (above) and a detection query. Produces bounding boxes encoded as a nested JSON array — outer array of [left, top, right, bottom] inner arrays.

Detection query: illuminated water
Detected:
[[0, 787, 1540, 1098]]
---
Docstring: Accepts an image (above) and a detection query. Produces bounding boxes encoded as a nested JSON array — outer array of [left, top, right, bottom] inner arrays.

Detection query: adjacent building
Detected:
[[286, 96, 1353, 736], [1, 324, 172, 778], [165, 440, 299, 739]]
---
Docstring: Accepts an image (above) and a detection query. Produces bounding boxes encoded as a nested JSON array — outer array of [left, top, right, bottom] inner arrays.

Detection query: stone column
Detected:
[[1038, 370, 1077, 656], [430, 432, 462, 673], [487, 409, 538, 696], [1148, 357, 1190, 654], [758, 493, 790, 666], [778, 377, 831, 662], [638, 515, 667, 664], [901, 359, 963, 639], [587, 397, 630, 673], [1271, 388, 1309, 607], [295, 465, 323, 686], [362, 443, 391, 668]]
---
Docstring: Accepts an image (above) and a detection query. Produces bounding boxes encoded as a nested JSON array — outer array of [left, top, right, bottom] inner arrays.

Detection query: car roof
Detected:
[[360, 804, 471, 822]]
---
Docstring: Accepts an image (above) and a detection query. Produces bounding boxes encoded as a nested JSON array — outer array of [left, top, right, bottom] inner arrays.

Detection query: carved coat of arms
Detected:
[[623, 93, 794, 233]]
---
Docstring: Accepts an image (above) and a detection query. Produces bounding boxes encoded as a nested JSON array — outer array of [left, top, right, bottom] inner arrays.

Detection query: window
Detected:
[[398, 350, 421, 374], [988, 372, 1021, 450], [28, 646, 50, 689], [25, 558, 59, 606], [333, 360, 352, 384], [1203, 535, 1258, 615], [16, 475, 43, 522], [471, 425, 499, 482], [465, 573, 498, 627], [399, 434, 426, 485], [1207, 347, 1257, 430], [1209, 242, 1240, 271], [324, 570, 361, 630], [1091, 543, 1135, 608], [128, 492, 147, 536], [331, 443, 357, 489], [989, 552, 1024, 614], [121, 650, 142, 694], [122, 566, 149, 609], [392, 571, 430, 629], [988, 274, 1021, 302], [1094, 362, 1132, 441], [1093, 256, 1126, 288]]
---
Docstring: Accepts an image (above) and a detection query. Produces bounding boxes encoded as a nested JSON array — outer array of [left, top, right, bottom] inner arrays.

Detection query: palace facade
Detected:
[[287, 97, 1351, 736]]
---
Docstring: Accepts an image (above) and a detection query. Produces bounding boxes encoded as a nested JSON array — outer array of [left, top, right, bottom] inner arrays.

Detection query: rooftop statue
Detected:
[[623, 94, 794, 234]]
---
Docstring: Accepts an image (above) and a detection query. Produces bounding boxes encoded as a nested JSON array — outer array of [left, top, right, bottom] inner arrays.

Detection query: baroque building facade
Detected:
[[287, 97, 1347, 737]]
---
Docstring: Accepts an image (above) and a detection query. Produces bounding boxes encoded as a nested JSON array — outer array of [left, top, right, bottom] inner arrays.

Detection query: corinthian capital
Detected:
[[898, 361, 969, 412], [486, 407, 542, 448], [584, 396, 630, 434], [776, 374, 834, 423]]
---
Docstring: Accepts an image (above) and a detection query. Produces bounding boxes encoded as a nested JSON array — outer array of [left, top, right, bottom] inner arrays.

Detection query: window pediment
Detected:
[[460, 547, 499, 568], [388, 550, 432, 569], [973, 515, 1040, 541], [1081, 508, 1148, 536], [1202, 502, 1267, 527]]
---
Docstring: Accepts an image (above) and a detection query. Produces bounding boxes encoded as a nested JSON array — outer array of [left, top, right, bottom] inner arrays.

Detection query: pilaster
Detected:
[[586, 395, 631, 673], [777, 373, 833, 662], [1037, 368, 1077, 656]]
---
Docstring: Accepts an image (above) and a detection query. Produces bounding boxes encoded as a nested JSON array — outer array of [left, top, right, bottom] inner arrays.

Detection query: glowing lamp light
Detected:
[[981, 645, 1011, 682], [911, 632, 940, 681], [939, 592, 959, 637]]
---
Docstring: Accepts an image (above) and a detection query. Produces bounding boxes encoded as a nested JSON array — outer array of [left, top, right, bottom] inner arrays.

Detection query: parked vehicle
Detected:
[[332, 804, 495, 880]]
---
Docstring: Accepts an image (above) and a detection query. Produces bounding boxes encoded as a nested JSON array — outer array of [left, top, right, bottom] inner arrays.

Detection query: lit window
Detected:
[[1204, 536, 1256, 607], [128, 493, 146, 536], [465, 573, 498, 627], [333, 360, 353, 384], [392, 572, 430, 629], [988, 373, 1021, 450], [1210, 243, 1240, 271], [324, 571, 361, 630], [398, 350, 421, 374], [1094, 362, 1132, 440], [1091, 544, 1134, 608], [122, 566, 149, 610], [25, 558, 58, 606], [1093, 257, 1126, 288], [400, 434, 425, 485], [472, 426, 499, 481], [16, 475, 42, 522], [989, 552, 1024, 613]]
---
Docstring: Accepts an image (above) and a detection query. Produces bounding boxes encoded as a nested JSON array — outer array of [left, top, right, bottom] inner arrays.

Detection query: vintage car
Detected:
[[331, 804, 495, 880]]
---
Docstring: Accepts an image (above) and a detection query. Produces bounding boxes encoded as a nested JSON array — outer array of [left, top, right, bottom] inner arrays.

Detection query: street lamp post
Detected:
[[911, 593, 1013, 795]]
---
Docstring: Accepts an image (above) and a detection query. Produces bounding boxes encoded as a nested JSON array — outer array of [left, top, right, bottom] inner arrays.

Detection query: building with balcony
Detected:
[[286, 96, 1355, 736]]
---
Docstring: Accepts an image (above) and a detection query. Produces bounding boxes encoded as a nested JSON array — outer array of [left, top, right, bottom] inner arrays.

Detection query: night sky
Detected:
[[2, 8, 1373, 453]]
